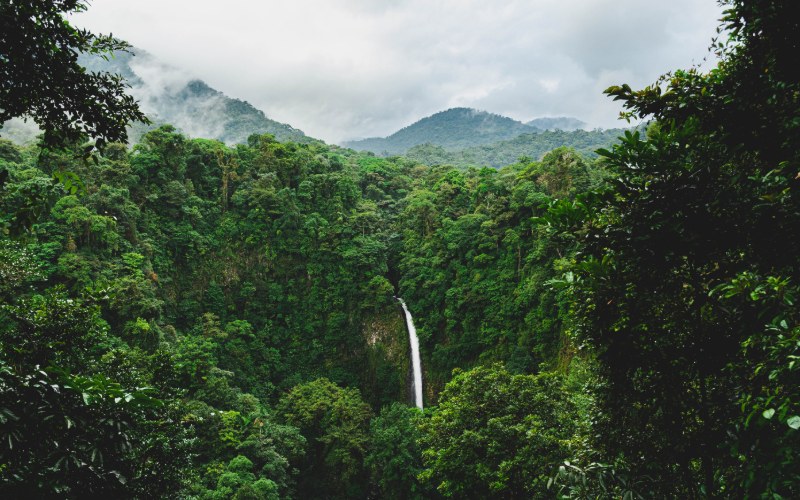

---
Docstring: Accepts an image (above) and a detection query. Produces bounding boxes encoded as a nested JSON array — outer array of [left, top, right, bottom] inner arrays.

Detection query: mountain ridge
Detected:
[[342, 107, 590, 155], [342, 107, 532, 154], [82, 49, 313, 145], [1, 49, 313, 146]]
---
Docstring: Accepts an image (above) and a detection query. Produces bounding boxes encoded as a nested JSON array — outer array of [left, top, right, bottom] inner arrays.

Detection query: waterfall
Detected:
[[398, 298, 423, 409]]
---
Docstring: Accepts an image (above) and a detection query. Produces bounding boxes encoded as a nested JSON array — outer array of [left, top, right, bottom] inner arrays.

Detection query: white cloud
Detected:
[[73, 0, 723, 143]]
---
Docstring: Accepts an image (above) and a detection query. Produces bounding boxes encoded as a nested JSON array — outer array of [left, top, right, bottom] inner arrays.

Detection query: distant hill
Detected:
[[341, 107, 621, 168], [404, 128, 630, 168], [1, 49, 311, 145], [526, 116, 586, 131], [342, 108, 536, 154], [342, 108, 592, 155]]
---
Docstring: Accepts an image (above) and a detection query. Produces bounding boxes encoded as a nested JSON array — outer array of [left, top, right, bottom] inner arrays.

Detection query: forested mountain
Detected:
[[342, 108, 615, 167], [343, 107, 540, 154], [3, 49, 311, 146]]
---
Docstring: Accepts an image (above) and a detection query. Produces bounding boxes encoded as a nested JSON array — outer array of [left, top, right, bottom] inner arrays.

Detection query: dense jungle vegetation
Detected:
[[1, 0, 799, 498], [402, 127, 629, 169], [0, 127, 592, 498]]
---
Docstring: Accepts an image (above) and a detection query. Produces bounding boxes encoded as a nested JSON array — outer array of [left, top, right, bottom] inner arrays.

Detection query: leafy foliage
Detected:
[[366, 403, 430, 499], [278, 378, 373, 498], [397, 152, 607, 394], [0, 0, 147, 150], [548, 0, 800, 496], [419, 364, 576, 498]]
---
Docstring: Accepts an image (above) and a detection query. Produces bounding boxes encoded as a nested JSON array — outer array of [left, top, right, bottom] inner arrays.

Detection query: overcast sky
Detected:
[[74, 0, 723, 143]]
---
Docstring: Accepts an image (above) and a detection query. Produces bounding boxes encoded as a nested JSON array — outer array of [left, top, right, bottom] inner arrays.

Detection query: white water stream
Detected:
[[398, 299, 423, 409]]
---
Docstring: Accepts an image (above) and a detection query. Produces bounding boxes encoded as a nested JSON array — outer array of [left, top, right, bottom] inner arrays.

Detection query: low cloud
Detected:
[[74, 0, 723, 143], [128, 56, 228, 140]]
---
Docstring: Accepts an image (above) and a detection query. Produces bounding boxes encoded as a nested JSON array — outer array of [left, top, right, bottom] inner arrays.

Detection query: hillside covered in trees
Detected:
[[343, 108, 625, 169], [3, 49, 311, 147], [342, 108, 599, 157], [403, 127, 629, 168], [2, 0, 799, 498], [343, 108, 536, 154]]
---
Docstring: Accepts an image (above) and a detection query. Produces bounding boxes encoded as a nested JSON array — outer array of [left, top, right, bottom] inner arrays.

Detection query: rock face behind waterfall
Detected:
[[360, 302, 410, 406]]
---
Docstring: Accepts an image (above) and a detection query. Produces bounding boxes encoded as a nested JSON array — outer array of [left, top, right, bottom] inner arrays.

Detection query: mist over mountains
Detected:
[[526, 116, 586, 131], [83, 49, 311, 144], [1, 49, 310, 145], [0, 49, 618, 169]]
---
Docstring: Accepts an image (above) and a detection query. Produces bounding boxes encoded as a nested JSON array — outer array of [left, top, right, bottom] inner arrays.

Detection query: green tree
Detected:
[[556, 0, 800, 496], [277, 378, 373, 498], [200, 455, 280, 500], [366, 403, 431, 500], [0, 289, 179, 497], [419, 364, 576, 498], [0, 0, 147, 149]]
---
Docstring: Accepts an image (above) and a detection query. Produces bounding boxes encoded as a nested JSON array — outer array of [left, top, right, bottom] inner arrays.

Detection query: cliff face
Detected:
[[360, 302, 410, 408]]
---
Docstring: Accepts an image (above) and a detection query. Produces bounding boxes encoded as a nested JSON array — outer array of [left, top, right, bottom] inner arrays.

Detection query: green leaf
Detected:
[[763, 408, 775, 419], [787, 416, 800, 429]]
